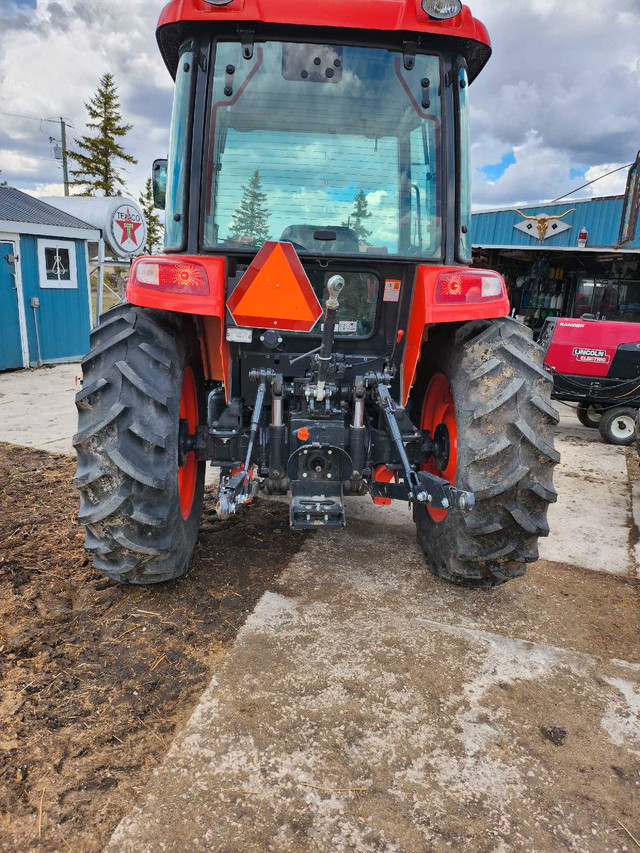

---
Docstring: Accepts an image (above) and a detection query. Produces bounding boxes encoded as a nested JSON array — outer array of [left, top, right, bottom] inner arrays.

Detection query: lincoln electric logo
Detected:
[[572, 347, 611, 364], [113, 205, 143, 249]]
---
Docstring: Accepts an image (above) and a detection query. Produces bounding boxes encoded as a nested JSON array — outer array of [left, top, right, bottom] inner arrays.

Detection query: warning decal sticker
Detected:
[[383, 279, 401, 303]]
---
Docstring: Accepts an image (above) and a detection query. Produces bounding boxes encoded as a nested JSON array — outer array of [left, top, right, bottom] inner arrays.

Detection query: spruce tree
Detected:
[[342, 189, 372, 244], [139, 178, 163, 253], [228, 169, 271, 245], [69, 73, 137, 196]]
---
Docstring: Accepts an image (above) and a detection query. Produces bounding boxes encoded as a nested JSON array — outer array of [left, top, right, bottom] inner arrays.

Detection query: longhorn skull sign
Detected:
[[515, 209, 576, 243]]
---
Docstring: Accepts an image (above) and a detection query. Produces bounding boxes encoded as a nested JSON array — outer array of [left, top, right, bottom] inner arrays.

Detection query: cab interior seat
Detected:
[[280, 224, 360, 254]]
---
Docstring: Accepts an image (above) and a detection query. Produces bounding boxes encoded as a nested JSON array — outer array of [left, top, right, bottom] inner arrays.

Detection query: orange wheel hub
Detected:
[[421, 373, 458, 522], [178, 366, 198, 520]]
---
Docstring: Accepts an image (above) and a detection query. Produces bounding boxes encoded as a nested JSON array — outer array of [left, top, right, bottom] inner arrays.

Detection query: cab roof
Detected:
[[157, 0, 491, 82]]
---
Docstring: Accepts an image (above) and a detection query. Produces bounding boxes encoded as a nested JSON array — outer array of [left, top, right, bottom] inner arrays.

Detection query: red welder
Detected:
[[540, 316, 640, 445]]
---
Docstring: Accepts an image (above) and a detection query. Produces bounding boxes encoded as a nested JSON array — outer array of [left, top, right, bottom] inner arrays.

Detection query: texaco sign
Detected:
[[109, 204, 147, 257]]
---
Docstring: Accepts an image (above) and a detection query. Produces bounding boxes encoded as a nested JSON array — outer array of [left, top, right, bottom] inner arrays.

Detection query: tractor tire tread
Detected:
[[414, 317, 558, 587], [74, 303, 205, 584]]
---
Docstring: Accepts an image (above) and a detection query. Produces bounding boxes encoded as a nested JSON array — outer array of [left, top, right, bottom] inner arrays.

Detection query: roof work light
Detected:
[[421, 0, 463, 19]]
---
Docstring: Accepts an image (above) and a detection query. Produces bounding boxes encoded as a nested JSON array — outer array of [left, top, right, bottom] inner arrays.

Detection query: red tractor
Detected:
[[74, 0, 558, 587]]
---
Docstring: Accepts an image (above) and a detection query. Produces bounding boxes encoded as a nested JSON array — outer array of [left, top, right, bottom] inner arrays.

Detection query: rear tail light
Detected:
[[436, 270, 506, 304], [130, 257, 209, 295]]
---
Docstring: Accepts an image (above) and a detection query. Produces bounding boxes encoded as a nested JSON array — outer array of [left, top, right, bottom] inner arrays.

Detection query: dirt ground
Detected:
[[0, 442, 305, 852]]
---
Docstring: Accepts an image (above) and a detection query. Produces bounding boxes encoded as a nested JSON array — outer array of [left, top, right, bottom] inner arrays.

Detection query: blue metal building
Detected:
[[0, 187, 100, 371], [472, 195, 640, 252], [471, 194, 640, 334]]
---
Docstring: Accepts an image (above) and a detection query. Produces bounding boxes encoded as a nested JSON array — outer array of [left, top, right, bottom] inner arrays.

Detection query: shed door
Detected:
[[0, 242, 24, 371]]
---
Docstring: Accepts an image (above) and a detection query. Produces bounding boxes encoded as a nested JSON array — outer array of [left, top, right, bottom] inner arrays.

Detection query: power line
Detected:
[[1, 110, 73, 195], [551, 162, 633, 203], [12, 154, 63, 164], [0, 109, 59, 123], [0, 110, 74, 130]]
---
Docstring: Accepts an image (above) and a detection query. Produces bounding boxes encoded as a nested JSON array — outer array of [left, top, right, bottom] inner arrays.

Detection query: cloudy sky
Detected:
[[0, 0, 638, 211]]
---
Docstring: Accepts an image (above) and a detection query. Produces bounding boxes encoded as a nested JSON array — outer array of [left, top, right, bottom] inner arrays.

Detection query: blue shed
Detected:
[[0, 187, 100, 371]]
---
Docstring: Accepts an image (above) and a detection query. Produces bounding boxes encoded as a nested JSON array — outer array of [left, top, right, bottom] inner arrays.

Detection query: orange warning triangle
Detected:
[[227, 242, 323, 332]]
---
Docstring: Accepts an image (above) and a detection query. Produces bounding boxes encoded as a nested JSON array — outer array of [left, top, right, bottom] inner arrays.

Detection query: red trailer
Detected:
[[74, 0, 558, 587]]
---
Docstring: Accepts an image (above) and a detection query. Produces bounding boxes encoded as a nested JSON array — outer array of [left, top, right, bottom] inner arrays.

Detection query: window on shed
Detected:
[[37, 239, 78, 289], [44, 247, 71, 282]]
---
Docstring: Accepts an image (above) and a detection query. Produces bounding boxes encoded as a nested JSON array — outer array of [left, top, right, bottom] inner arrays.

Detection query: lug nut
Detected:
[[441, 498, 450, 509], [417, 491, 428, 503]]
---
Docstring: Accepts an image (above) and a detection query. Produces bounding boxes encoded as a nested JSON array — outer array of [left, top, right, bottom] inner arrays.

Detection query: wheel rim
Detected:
[[178, 366, 198, 520], [421, 373, 458, 522], [579, 404, 601, 426], [610, 415, 635, 440]]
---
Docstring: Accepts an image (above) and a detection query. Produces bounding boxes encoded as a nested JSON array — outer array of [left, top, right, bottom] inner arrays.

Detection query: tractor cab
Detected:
[[74, 1, 558, 589], [155, 3, 487, 269], [144, 1, 493, 417]]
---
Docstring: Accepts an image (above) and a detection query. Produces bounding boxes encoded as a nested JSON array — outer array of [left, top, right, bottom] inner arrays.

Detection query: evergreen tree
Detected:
[[0, 169, 7, 187], [342, 189, 372, 244], [139, 178, 163, 253], [228, 169, 271, 245], [68, 73, 137, 196]]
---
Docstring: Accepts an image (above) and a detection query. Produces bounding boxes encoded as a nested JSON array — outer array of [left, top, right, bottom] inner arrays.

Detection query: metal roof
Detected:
[[472, 195, 640, 252], [0, 186, 96, 232]]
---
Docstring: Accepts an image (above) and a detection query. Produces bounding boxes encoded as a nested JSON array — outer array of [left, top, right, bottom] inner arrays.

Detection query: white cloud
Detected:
[[472, 131, 576, 207], [0, 150, 47, 174], [583, 164, 630, 197], [20, 183, 66, 198], [469, 0, 640, 207]]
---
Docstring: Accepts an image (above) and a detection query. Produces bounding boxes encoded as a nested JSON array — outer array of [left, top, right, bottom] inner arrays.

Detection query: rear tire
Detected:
[[598, 406, 637, 446], [73, 304, 206, 584], [412, 317, 559, 587], [576, 403, 602, 429]]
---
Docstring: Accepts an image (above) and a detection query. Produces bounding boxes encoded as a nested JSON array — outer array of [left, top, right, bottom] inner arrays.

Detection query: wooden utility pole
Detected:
[[60, 117, 69, 196]]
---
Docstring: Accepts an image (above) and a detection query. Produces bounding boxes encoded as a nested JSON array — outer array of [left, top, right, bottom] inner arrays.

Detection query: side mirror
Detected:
[[152, 159, 167, 210]]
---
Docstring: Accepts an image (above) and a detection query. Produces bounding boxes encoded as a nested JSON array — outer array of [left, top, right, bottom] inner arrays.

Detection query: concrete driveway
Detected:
[[106, 405, 639, 852], [1, 365, 639, 852], [0, 364, 79, 455]]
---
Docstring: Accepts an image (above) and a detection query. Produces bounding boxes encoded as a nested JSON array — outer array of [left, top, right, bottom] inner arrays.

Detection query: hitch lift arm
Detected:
[[372, 382, 475, 513], [216, 375, 268, 518]]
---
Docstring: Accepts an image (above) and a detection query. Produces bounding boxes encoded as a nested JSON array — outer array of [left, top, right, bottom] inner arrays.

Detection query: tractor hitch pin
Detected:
[[315, 275, 345, 402]]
